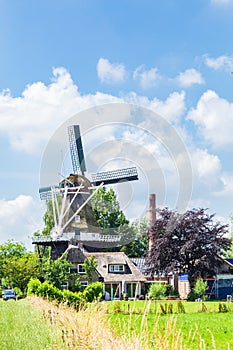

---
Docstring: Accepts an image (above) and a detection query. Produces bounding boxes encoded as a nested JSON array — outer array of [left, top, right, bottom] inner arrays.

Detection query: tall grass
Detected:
[[28, 296, 211, 350], [3, 296, 230, 349]]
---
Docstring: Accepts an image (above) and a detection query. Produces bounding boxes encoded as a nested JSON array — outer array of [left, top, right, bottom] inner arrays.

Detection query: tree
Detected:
[[119, 218, 149, 257], [146, 208, 231, 280], [148, 282, 167, 300], [0, 240, 27, 259], [1, 253, 40, 293], [193, 278, 208, 298], [92, 187, 128, 231], [83, 256, 97, 283], [92, 187, 148, 257], [0, 240, 38, 292], [42, 256, 72, 289]]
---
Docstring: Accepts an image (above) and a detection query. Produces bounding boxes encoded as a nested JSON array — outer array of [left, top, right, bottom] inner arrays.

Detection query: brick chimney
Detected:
[[149, 194, 156, 253]]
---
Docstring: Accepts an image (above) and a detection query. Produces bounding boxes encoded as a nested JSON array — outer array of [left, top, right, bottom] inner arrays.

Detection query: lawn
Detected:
[[1, 297, 233, 349], [0, 299, 64, 350], [107, 300, 233, 349]]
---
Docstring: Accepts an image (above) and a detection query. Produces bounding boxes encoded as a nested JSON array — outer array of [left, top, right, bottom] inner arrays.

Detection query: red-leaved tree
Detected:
[[146, 208, 231, 280]]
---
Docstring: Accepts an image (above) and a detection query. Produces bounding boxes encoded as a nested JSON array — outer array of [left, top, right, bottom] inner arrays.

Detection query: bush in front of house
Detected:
[[27, 278, 102, 308], [193, 278, 208, 300], [148, 282, 167, 300], [82, 282, 103, 302]]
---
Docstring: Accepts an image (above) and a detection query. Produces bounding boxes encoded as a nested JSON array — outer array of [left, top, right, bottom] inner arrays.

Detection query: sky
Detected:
[[1, 0, 233, 249]]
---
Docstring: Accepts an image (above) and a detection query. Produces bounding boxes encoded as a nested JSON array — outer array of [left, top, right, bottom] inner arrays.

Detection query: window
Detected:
[[69, 267, 78, 274], [109, 264, 125, 273], [78, 264, 86, 274], [80, 281, 88, 287]]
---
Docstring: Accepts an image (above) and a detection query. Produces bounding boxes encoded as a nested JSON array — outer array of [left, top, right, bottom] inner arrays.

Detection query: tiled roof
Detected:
[[85, 252, 146, 283]]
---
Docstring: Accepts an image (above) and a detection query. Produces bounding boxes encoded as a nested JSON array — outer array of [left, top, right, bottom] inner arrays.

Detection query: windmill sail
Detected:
[[68, 125, 86, 174], [91, 167, 138, 186]]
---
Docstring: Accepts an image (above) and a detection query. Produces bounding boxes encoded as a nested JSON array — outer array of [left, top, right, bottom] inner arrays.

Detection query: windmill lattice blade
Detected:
[[39, 186, 58, 200], [91, 167, 138, 186], [68, 125, 86, 174]]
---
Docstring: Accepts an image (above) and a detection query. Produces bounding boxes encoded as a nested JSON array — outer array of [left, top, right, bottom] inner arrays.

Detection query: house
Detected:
[[205, 258, 233, 300], [85, 252, 146, 299], [65, 246, 146, 299]]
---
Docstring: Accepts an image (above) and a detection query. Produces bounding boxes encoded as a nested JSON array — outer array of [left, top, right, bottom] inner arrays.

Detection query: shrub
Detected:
[[13, 287, 23, 299], [27, 279, 103, 309], [187, 290, 198, 301], [165, 284, 179, 297], [83, 282, 103, 303], [193, 278, 208, 298], [148, 283, 167, 300], [27, 278, 42, 295]]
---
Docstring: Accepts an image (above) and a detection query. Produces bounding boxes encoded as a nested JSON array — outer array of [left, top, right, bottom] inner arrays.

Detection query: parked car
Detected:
[[2, 289, 16, 301]]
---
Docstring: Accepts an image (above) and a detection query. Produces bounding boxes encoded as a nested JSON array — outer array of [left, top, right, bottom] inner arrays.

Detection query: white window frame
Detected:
[[78, 264, 86, 274], [109, 264, 125, 273], [80, 281, 89, 287]]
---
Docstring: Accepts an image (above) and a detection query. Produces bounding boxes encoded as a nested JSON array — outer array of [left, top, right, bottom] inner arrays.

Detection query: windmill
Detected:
[[33, 125, 138, 259]]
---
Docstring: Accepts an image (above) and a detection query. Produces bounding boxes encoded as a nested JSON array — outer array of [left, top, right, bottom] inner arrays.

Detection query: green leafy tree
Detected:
[[119, 218, 149, 257], [92, 187, 128, 231], [148, 282, 167, 300], [0, 240, 27, 258], [42, 257, 72, 289], [193, 278, 208, 298], [83, 256, 97, 283], [92, 188, 148, 257], [1, 253, 40, 294]]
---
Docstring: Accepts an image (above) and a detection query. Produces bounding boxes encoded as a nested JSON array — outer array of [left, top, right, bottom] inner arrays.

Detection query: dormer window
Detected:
[[78, 264, 86, 274], [69, 264, 86, 274], [109, 264, 125, 273]]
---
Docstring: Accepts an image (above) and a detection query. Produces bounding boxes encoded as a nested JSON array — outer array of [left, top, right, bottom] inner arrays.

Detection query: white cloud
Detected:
[[97, 58, 127, 84], [0, 195, 44, 249], [204, 55, 233, 72], [133, 65, 161, 89], [177, 68, 205, 87], [192, 148, 221, 179], [125, 91, 186, 123], [0, 67, 187, 155], [187, 90, 233, 148], [0, 67, 122, 155], [215, 173, 233, 197]]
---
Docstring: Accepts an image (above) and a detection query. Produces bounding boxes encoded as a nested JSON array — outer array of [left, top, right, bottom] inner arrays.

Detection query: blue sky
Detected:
[[1, 0, 233, 248]]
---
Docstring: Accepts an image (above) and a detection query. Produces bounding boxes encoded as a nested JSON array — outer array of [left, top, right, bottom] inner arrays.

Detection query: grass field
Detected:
[[0, 299, 63, 350], [107, 300, 233, 349], [1, 297, 233, 349]]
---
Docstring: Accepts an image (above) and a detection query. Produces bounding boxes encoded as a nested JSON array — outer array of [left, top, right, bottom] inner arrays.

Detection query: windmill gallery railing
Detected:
[[32, 232, 121, 243]]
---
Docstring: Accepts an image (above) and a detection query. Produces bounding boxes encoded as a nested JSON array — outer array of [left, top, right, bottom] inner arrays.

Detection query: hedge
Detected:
[[27, 279, 103, 309]]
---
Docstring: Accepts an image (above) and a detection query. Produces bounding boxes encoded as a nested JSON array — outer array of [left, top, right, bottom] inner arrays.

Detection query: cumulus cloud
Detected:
[[177, 68, 205, 87], [0, 195, 44, 249], [0, 67, 122, 155], [204, 55, 233, 72], [0, 67, 188, 156], [125, 91, 186, 123], [192, 148, 221, 179], [97, 58, 127, 84], [187, 90, 233, 148], [133, 65, 161, 89]]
